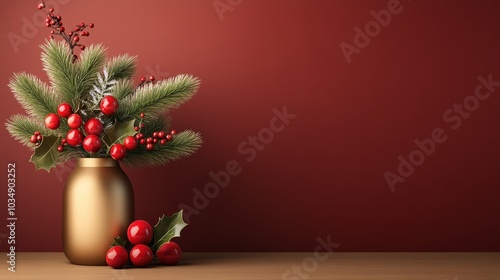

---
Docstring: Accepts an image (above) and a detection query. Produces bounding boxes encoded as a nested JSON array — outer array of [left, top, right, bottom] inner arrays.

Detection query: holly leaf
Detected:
[[152, 210, 188, 251], [110, 236, 127, 248], [102, 119, 136, 147], [29, 135, 60, 172]]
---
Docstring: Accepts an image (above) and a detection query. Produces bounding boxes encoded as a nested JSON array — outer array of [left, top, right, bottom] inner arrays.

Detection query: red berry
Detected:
[[140, 113, 145, 118], [50, 20, 56, 25], [36, 135, 42, 141], [146, 137, 153, 144], [45, 22, 51, 27], [34, 131, 40, 136], [59, 26, 65, 32], [49, 8, 54, 13], [139, 139, 146, 145], [48, 35, 54, 40], [106, 246, 128, 269], [134, 126, 139, 131], [140, 123, 145, 128], [68, 32, 73, 36], [160, 139, 167, 145], [80, 45, 85, 50], [61, 138, 67, 145], [50, 30, 55, 34], [156, 242, 182, 266], [123, 136, 138, 151], [57, 102, 72, 118], [37, 3, 45, 9], [89, 23, 94, 28], [59, 21, 63, 26], [129, 244, 153, 268], [73, 36, 79, 42], [56, 15, 62, 21], [110, 144, 126, 160], [149, 76, 155, 81], [81, 22, 85, 27], [45, 18, 50, 23], [140, 77, 146, 83], [171, 130, 177, 135], [66, 129, 83, 147], [84, 118, 103, 135], [83, 135, 101, 153], [67, 114, 82, 129], [100, 96, 119, 115], [30, 135, 37, 143], [44, 113, 60, 130], [57, 145, 63, 152], [153, 132, 158, 138], [158, 131, 165, 139], [166, 134, 172, 141], [127, 220, 153, 245], [153, 138, 158, 144], [146, 143, 154, 150]]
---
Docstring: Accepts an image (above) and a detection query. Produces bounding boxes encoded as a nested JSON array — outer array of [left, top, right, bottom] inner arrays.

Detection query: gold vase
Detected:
[[63, 158, 134, 265]]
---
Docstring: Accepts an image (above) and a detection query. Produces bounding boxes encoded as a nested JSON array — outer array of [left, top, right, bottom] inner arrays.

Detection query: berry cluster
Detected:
[[38, 1, 94, 61], [106, 220, 182, 269], [29, 131, 43, 146], [133, 113, 177, 151], [42, 96, 119, 154], [139, 75, 156, 87]]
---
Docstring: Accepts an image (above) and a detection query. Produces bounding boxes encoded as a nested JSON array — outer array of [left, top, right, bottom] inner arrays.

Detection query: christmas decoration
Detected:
[[156, 242, 182, 265], [106, 246, 128, 269], [5, 2, 202, 172], [107, 210, 187, 269]]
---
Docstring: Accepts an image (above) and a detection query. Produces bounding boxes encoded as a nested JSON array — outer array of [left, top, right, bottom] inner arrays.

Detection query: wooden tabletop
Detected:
[[1, 253, 500, 279]]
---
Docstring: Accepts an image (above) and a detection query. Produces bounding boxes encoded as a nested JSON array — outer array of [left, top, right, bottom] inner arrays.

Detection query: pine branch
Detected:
[[111, 79, 135, 100], [106, 54, 137, 81], [122, 130, 202, 168], [117, 74, 200, 122], [9, 73, 61, 120], [77, 44, 107, 102], [6, 114, 50, 149], [40, 40, 77, 104]]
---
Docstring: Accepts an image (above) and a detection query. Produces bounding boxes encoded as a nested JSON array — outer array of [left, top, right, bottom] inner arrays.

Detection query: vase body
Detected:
[[63, 158, 134, 265]]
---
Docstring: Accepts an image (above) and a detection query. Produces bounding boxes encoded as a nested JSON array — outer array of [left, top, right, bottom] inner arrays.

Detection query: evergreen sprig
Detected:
[[6, 114, 50, 148], [106, 54, 137, 81]]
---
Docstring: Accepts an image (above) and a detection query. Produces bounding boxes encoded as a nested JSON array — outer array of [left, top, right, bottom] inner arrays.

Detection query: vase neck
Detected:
[[76, 158, 119, 167]]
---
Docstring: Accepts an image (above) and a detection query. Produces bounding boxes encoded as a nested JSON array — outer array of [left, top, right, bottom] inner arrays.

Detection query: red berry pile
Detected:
[[106, 219, 183, 269], [29, 131, 43, 146]]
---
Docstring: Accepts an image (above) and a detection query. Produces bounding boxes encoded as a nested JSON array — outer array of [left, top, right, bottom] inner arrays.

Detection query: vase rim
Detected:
[[76, 158, 119, 167]]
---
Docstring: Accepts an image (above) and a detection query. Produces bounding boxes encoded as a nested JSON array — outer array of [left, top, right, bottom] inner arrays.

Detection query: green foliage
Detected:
[[117, 74, 200, 122], [9, 73, 60, 120], [123, 130, 202, 168], [6, 114, 50, 148], [7, 40, 202, 171]]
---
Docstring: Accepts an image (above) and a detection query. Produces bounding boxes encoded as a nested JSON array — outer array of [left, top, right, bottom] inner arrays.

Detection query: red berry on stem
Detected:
[[160, 139, 167, 145], [171, 130, 177, 135], [66, 129, 83, 147], [123, 136, 138, 151], [80, 45, 85, 50], [61, 138, 67, 145], [149, 76, 155, 81], [57, 145, 64, 152], [140, 77, 146, 83], [37, 3, 45, 9], [158, 131, 165, 139], [146, 143, 154, 150], [68, 32, 73, 36], [73, 36, 79, 42], [89, 23, 94, 28], [146, 137, 153, 144], [30, 135, 37, 143], [110, 144, 126, 160], [84, 118, 103, 135], [153, 132, 158, 138], [134, 126, 139, 131], [139, 139, 146, 145], [153, 138, 158, 144], [59, 26, 65, 32], [34, 131, 40, 136], [57, 15, 62, 21], [48, 35, 54, 40], [140, 113, 145, 118], [106, 246, 128, 269], [129, 244, 153, 268], [45, 113, 60, 130], [45, 22, 51, 27], [166, 134, 172, 141], [83, 135, 102, 153], [49, 8, 54, 13], [36, 135, 42, 141], [57, 102, 72, 118], [140, 123, 145, 128], [157, 242, 182, 265], [50, 20, 56, 25], [67, 114, 82, 129], [100, 96, 119, 115], [50, 30, 55, 34], [127, 220, 153, 245]]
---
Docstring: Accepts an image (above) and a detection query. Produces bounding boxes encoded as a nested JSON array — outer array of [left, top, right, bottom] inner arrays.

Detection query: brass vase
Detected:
[[63, 158, 135, 265]]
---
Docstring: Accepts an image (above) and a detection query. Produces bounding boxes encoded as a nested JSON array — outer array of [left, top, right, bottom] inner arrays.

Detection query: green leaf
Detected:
[[29, 135, 60, 172], [102, 119, 136, 148], [152, 210, 188, 251], [110, 236, 127, 248]]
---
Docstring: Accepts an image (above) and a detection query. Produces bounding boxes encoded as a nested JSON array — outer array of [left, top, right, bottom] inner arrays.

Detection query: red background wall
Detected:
[[1, 0, 500, 252]]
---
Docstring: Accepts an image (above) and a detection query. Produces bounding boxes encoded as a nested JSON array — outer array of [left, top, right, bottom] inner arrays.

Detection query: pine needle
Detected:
[[6, 114, 50, 148]]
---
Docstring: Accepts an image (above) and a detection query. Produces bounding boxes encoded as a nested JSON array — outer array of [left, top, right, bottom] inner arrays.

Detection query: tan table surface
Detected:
[[1, 252, 500, 279]]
